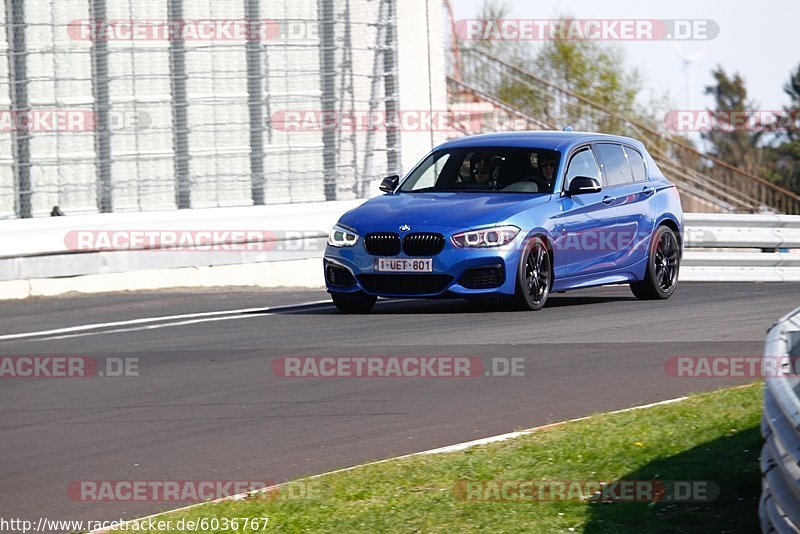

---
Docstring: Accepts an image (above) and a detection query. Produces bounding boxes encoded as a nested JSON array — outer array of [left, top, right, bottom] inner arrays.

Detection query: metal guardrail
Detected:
[[0, 200, 364, 281], [0, 211, 798, 283], [682, 214, 800, 282], [760, 305, 800, 533], [685, 214, 800, 249]]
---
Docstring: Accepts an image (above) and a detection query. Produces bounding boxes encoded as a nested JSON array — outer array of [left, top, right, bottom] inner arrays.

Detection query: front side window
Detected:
[[564, 148, 601, 190], [399, 148, 561, 194], [408, 153, 450, 190]]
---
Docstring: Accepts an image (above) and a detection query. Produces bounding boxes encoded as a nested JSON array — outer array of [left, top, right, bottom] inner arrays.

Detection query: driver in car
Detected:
[[537, 153, 558, 189], [470, 154, 493, 185]]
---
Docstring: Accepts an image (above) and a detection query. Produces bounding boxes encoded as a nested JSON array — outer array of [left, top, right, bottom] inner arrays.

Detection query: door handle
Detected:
[[642, 186, 655, 196], [602, 195, 615, 205]]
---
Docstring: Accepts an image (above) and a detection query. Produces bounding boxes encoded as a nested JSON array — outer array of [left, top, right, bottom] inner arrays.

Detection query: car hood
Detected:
[[338, 192, 552, 230]]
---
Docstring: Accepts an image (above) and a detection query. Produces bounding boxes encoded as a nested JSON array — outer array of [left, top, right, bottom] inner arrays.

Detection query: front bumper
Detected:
[[323, 236, 521, 298]]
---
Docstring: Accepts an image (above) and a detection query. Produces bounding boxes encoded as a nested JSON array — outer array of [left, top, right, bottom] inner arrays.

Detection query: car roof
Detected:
[[436, 130, 646, 153]]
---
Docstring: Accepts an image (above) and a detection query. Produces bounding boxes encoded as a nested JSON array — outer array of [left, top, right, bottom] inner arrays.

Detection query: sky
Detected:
[[450, 0, 800, 114]]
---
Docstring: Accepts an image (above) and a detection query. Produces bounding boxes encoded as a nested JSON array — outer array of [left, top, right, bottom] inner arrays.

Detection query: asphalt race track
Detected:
[[1, 282, 796, 526]]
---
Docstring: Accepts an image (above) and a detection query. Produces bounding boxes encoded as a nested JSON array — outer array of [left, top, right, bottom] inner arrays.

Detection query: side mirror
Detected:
[[379, 175, 400, 193], [566, 176, 601, 196]]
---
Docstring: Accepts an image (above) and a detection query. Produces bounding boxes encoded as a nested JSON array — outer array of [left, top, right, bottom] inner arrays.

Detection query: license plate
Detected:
[[375, 258, 433, 272]]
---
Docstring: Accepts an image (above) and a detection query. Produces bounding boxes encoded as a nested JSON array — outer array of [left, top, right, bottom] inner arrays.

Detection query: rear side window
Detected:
[[594, 143, 633, 186], [623, 146, 647, 182]]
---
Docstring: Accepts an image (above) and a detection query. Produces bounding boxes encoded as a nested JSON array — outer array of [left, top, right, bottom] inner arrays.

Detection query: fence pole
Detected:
[[89, 0, 112, 212], [5, 0, 31, 217], [168, 0, 191, 208], [360, 0, 388, 198], [383, 0, 401, 177], [245, 0, 265, 205], [318, 0, 337, 200]]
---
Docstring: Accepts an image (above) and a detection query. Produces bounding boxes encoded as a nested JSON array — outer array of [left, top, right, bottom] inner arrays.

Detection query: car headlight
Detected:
[[328, 224, 360, 247], [451, 225, 520, 248]]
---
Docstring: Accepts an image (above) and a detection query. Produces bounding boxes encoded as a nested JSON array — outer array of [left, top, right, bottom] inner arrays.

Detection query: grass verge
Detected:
[[107, 383, 763, 533]]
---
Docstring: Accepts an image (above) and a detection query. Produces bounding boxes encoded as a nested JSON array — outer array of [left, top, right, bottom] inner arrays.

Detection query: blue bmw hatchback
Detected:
[[323, 131, 683, 313]]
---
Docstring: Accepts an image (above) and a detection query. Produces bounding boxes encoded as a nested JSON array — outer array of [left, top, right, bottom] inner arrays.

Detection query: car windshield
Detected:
[[399, 147, 561, 194]]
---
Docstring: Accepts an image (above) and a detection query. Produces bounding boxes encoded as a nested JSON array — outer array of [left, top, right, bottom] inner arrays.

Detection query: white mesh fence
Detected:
[[1, 0, 400, 218]]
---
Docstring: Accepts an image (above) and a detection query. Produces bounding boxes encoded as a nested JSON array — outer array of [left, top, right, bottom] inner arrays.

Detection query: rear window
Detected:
[[594, 143, 634, 186]]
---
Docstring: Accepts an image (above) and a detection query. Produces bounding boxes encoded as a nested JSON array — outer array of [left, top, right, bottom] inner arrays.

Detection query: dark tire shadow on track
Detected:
[[544, 295, 638, 308], [286, 294, 639, 315]]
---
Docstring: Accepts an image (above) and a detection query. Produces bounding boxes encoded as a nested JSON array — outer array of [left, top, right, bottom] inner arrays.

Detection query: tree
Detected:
[[456, 4, 667, 140], [460, 1, 532, 65], [531, 34, 641, 133], [701, 67, 764, 176], [765, 64, 800, 194], [477, 14, 645, 135]]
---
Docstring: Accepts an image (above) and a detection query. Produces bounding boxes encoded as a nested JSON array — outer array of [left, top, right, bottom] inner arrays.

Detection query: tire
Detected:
[[331, 291, 377, 313], [509, 237, 552, 311], [630, 225, 680, 300]]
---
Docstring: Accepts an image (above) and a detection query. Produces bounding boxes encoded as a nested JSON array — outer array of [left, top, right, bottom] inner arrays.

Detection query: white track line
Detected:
[[89, 393, 693, 533], [422, 395, 689, 454], [35, 314, 269, 341], [0, 300, 333, 342]]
